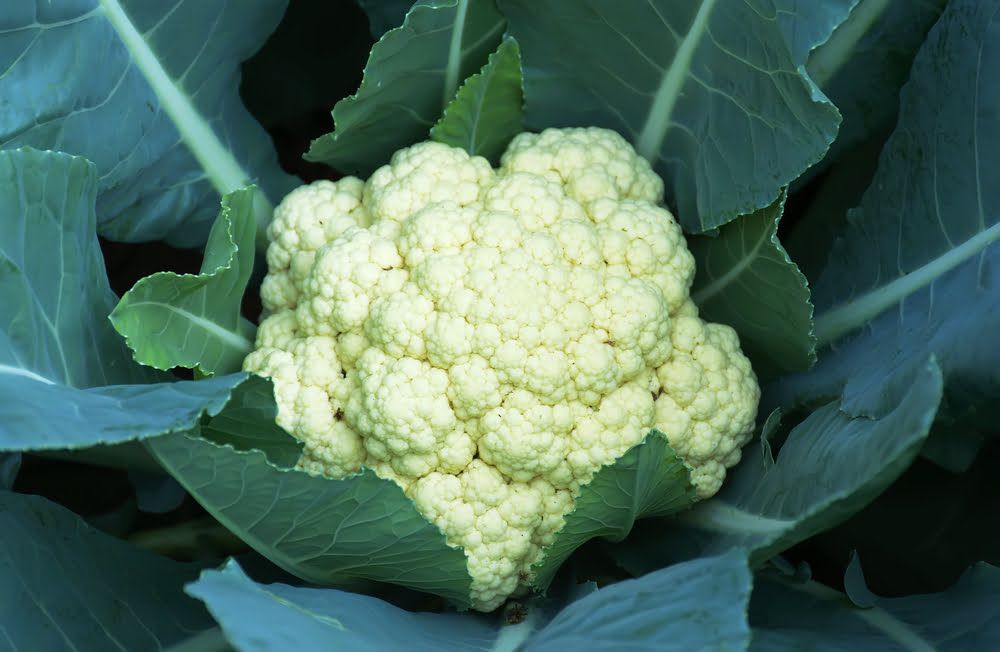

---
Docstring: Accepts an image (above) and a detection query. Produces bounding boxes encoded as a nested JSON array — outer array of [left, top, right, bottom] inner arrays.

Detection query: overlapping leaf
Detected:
[[0, 148, 256, 452], [153, 415, 700, 608], [187, 551, 751, 651], [531, 433, 696, 590], [148, 431, 474, 606], [430, 37, 524, 164], [750, 558, 1000, 650], [807, 0, 948, 171], [612, 359, 942, 575], [110, 187, 258, 376], [501, 0, 846, 232], [689, 194, 815, 379], [355, 0, 415, 37], [306, 0, 506, 174], [0, 0, 296, 246], [770, 0, 1000, 437], [0, 491, 212, 649]]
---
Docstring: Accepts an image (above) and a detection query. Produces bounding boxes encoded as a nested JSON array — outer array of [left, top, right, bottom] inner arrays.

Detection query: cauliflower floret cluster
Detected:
[[244, 127, 759, 611]]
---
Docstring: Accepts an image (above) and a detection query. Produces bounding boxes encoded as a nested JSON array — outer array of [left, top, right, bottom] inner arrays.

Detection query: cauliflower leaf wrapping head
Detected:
[[245, 127, 760, 611]]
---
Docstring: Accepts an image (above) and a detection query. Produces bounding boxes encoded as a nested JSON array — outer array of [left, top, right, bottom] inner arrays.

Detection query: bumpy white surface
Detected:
[[244, 128, 759, 611]]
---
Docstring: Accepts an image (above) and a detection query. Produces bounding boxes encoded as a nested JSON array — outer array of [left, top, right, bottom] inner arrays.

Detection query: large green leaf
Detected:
[[148, 432, 473, 606], [187, 560, 497, 651], [0, 0, 296, 246], [187, 551, 751, 651], [805, 0, 947, 175], [771, 0, 1000, 433], [0, 148, 256, 451], [0, 373, 256, 452], [0, 454, 19, 490], [430, 37, 524, 165], [0, 491, 212, 649], [155, 418, 699, 608], [355, 0, 415, 36], [306, 0, 506, 175], [199, 374, 303, 469], [612, 358, 942, 575], [0, 148, 154, 390], [531, 432, 696, 591], [774, 0, 860, 63], [750, 559, 1000, 650], [110, 188, 258, 376], [500, 0, 846, 232], [526, 550, 751, 651], [689, 193, 815, 379]]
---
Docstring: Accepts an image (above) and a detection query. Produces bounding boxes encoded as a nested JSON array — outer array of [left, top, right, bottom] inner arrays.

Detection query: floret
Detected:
[[244, 127, 760, 610]]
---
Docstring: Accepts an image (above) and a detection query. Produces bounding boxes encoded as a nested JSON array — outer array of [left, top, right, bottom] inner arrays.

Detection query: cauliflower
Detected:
[[244, 127, 760, 611]]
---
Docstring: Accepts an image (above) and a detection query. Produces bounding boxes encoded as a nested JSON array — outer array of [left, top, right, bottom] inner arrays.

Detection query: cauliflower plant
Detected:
[[244, 127, 760, 611]]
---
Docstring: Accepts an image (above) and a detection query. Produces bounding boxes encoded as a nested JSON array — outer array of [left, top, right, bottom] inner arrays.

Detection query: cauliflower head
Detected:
[[244, 127, 759, 611]]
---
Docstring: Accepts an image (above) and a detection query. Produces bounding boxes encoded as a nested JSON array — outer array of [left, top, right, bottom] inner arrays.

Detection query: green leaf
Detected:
[[187, 560, 497, 651], [0, 491, 212, 649], [0, 454, 19, 490], [187, 552, 751, 651], [0, 0, 296, 247], [305, 0, 506, 175], [0, 148, 256, 451], [430, 37, 524, 164], [355, 0, 415, 36], [0, 148, 155, 389], [612, 358, 942, 575], [770, 0, 1000, 435], [500, 0, 845, 232], [774, 0, 860, 63], [531, 432, 697, 591], [750, 560, 1000, 651], [791, 446, 1000, 598], [110, 188, 258, 376], [527, 550, 752, 651], [689, 193, 815, 379], [0, 373, 254, 452], [199, 374, 303, 468], [805, 0, 947, 178], [148, 431, 472, 607]]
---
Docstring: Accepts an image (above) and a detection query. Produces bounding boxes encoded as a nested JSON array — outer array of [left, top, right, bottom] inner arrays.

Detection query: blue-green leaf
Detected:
[[0, 491, 212, 649], [526, 550, 752, 651], [771, 0, 1000, 435], [188, 551, 751, 651], [500, 0, 846, 232], [774, 0, 860, 63], [110, 187, 258, 376], [198, 374, 303, 469], [807, 0, 947, 172], [750, 560, 1000, 651], [355, 0, 415, 36], [0, 148, 262, 451], [612, 359, 942, 574], [531, 432, 696, 591], [430, 37, 524, 164], [0, 373, 253, 452], [0, 0, 296, 246], [148, 431, 472, 606], [306, 0, 506, 175], [689, 193, 815, 379], [187, 560, 497, 652], [0, 454, 19, 490]]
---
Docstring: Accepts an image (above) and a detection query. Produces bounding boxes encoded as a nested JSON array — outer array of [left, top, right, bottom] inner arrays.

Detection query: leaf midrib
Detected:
[[635, 0, 717, 161], [123, 300, 252, 353], [691, 219, 771, 305], [815, 221, 1000, 346], [770, 575, 937, 652], [97, 0, 272, 215]]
